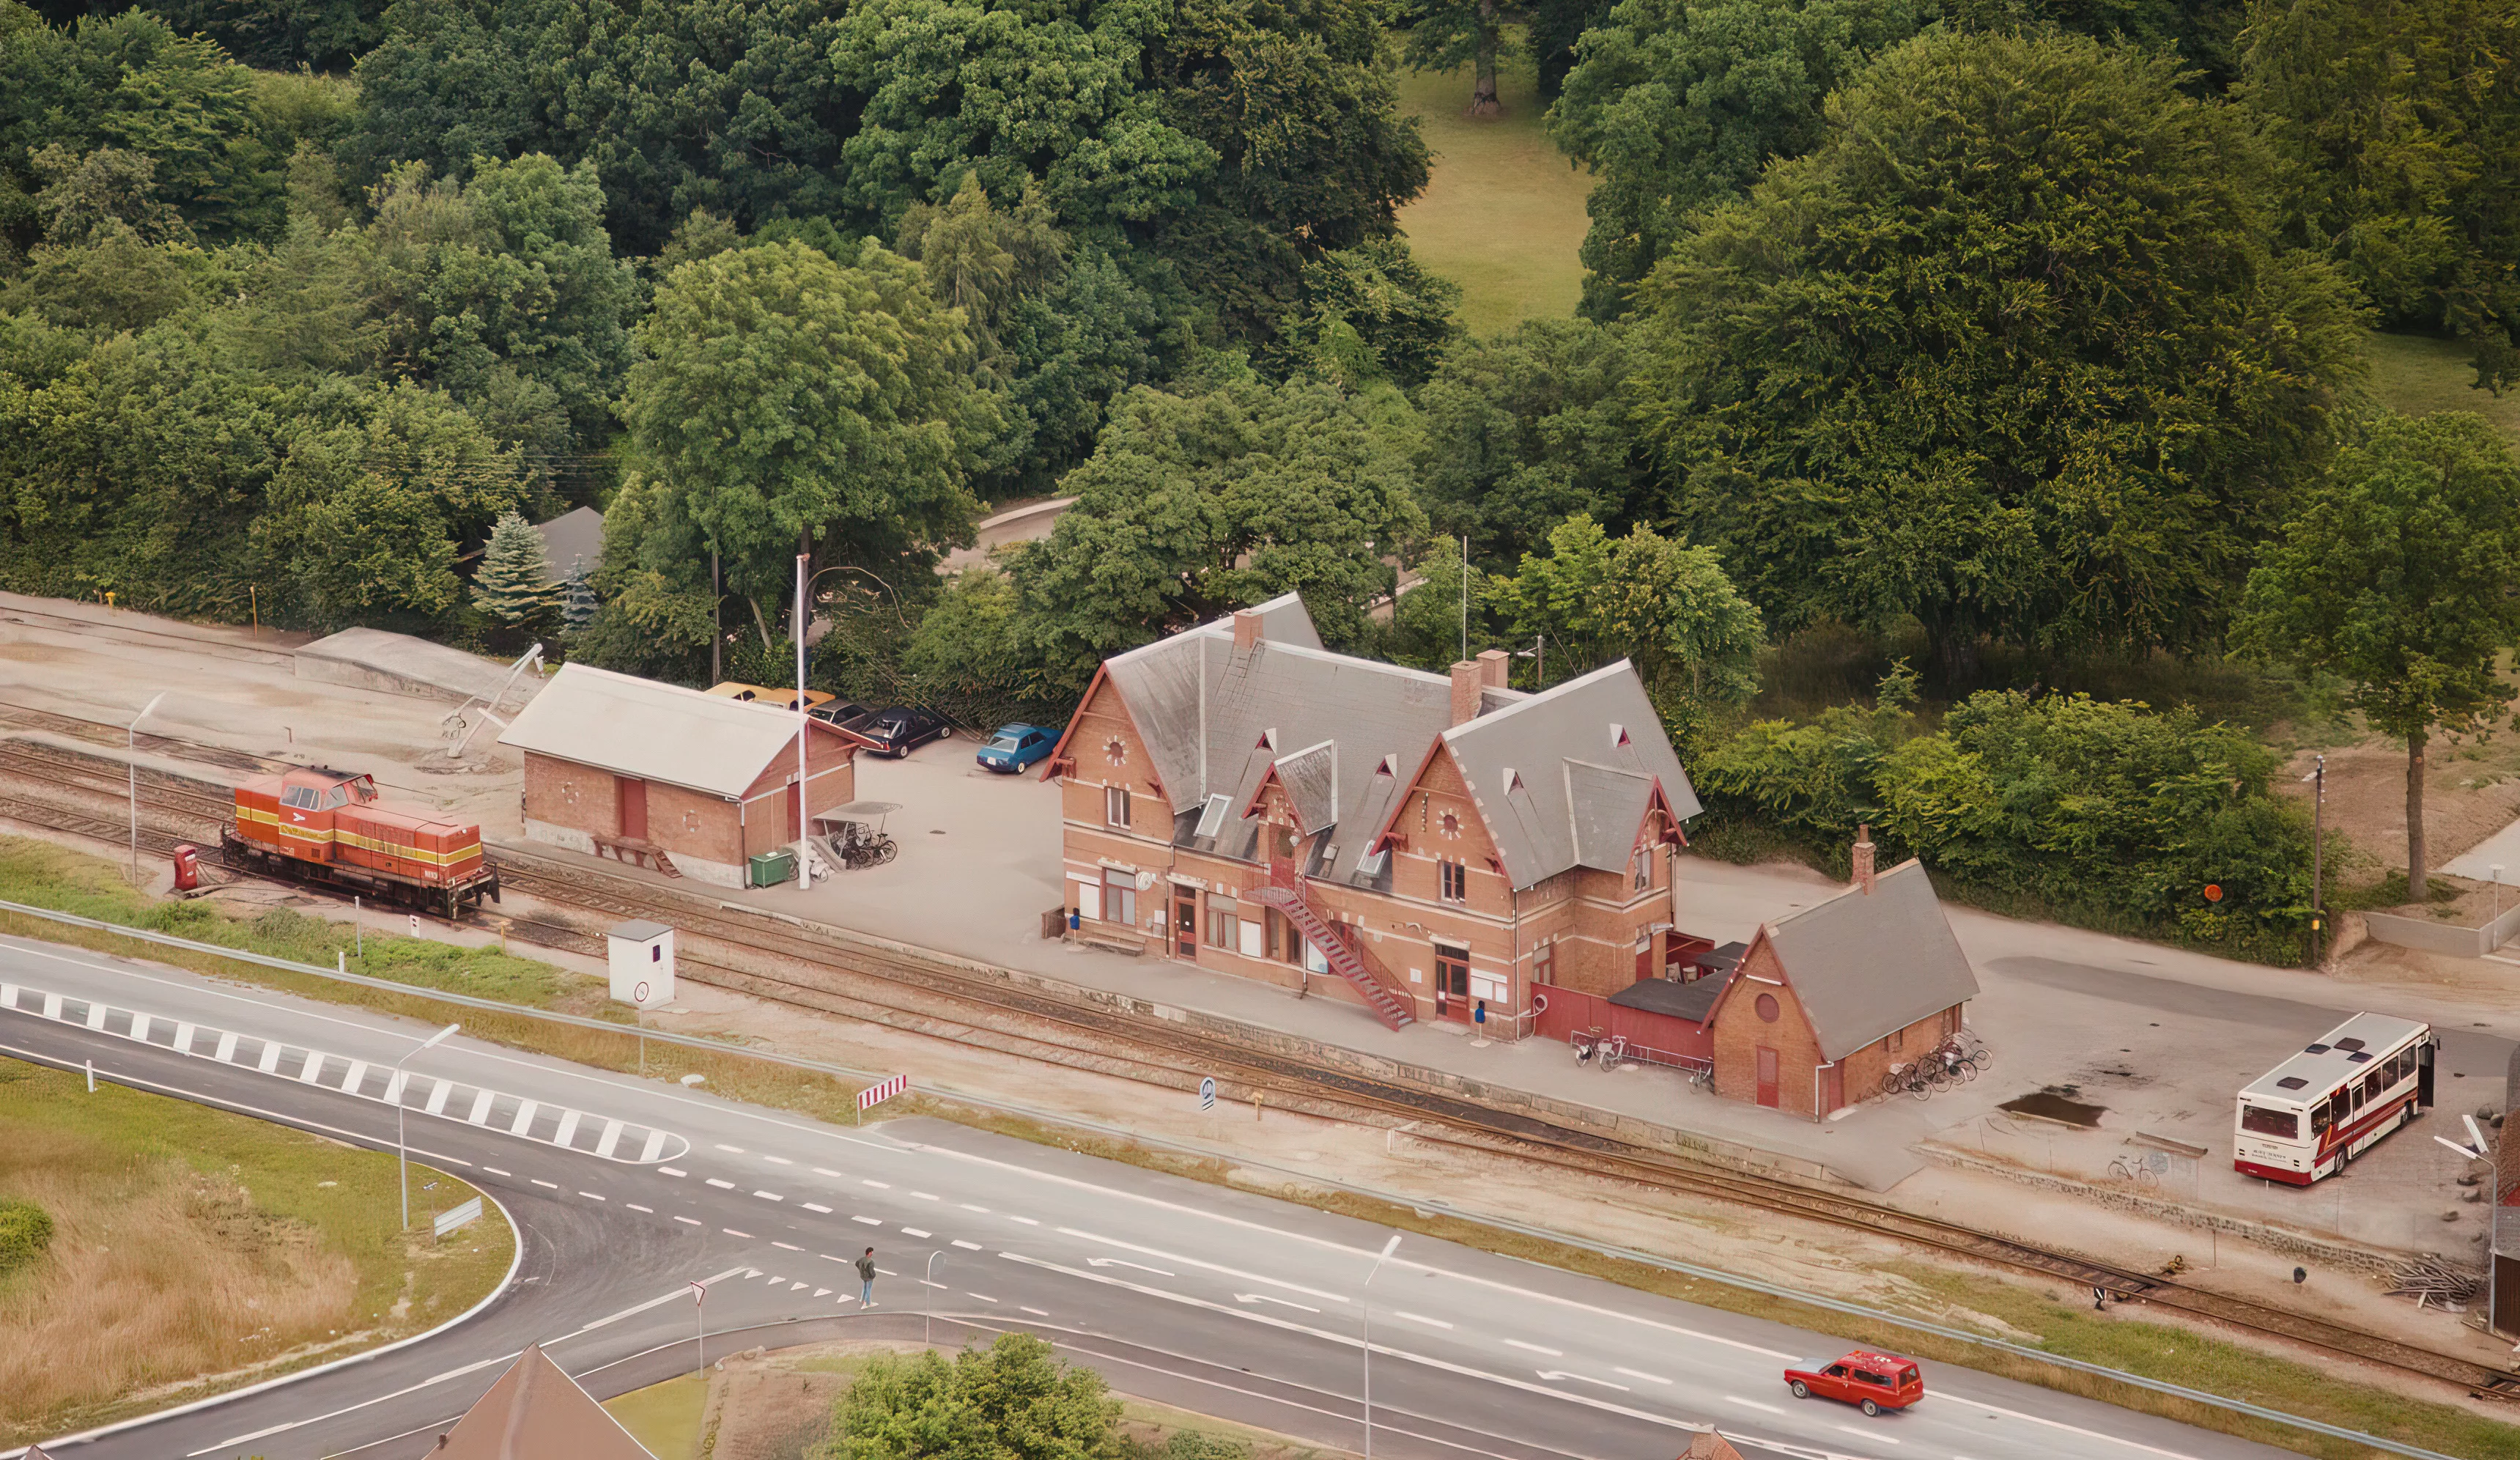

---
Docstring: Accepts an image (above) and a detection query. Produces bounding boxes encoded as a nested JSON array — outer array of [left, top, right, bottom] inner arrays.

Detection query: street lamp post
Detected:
[[925, 1250, 945, 1347], [1361, 1233, 1402, 1460], [127, 691, 169, 884], [795, 553, 812, 893], [393, 1023, 460, 1229], [2304, 755, 2326, 966]]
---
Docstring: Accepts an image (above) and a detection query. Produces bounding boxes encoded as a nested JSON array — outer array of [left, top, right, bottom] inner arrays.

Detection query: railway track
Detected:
[[0, 729, 2511, 1404]]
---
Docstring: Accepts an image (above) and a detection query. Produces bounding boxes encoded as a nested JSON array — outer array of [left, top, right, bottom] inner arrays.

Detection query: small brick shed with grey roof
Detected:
[[1703, 849, 1981, 1119], [1043, 594, 1711, 1034], [499, 663, 870, 889]]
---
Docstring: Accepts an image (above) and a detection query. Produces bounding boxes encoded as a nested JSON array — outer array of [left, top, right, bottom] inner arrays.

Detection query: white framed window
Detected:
[[1632, 845, 1652, 892], [1194, 794, 1231, 838], [1105, 785, 1131, 827], [1238, 918, 1265, 959], [1101, 869, 1137, 926], [1438, 858, 1468, 903]]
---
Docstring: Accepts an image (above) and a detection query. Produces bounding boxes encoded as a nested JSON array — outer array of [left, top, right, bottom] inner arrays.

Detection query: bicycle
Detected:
[[2107, 1155, 2159, 1187]]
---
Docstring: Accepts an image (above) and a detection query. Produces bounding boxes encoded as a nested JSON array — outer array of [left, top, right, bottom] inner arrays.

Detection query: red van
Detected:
[[1783, 1351, 1924, 1416]]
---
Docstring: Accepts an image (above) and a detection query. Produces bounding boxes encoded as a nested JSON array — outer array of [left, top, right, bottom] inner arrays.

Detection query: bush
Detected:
[[0, 1199, 54, 1275], [820, 1332, 1118, 1460], [1694, 685, 2316, 963]]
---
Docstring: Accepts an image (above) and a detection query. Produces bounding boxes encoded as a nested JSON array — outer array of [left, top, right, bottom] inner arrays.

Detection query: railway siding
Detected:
[[0, 730, 2510, 1404]]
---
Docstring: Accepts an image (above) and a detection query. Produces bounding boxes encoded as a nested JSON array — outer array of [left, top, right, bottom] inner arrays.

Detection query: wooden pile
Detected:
[[2387, 1256, 2482, 1305]]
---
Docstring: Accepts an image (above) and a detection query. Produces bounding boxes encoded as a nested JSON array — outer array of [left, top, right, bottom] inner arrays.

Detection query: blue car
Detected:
[[976, 723, 1055, 773]]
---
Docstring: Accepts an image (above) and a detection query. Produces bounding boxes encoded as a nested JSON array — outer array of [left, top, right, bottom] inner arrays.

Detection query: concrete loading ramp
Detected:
[[298, 627, 543, 710]]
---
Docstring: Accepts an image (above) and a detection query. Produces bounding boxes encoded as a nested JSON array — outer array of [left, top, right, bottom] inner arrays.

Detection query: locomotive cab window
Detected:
[[281, 786, 320, 810], [322, 785, 350, 809]]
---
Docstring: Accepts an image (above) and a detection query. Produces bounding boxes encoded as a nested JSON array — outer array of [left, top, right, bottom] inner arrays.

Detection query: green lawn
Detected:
[[0, 1060, 512, 1445], [604, 1370, 706, 1459], [2360, 330, 2520, 445], [1392, 54, 1592, 335]]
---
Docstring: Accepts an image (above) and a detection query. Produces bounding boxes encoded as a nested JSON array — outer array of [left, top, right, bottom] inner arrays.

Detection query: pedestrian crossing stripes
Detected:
[[0, 980, 690, 1165]]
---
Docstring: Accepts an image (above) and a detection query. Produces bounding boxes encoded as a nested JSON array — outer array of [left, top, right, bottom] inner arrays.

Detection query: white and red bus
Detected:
[[2234, 1012, 2437, 1185]]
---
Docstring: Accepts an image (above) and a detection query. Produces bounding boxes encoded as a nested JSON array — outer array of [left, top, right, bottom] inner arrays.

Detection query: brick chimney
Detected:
[[1232, 608, 1262, 651], [1449, 660, 1482, 726], [1477, 647, 1510, 687], [1852, 822, 1876, 896]]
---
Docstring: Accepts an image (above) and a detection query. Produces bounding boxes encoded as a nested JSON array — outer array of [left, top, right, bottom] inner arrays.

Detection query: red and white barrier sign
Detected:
[[857, 1074, 907, 1112]]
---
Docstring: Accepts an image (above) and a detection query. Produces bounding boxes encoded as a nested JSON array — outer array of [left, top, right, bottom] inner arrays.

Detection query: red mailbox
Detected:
[[170, 844, 201, 892]]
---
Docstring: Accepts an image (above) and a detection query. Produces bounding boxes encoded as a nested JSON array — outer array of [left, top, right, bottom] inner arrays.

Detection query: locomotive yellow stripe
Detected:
[[234, 809, 478, 866]]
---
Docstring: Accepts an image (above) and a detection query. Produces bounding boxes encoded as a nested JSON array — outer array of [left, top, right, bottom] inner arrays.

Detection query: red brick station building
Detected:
[[1044, 595, 1977, 1120]]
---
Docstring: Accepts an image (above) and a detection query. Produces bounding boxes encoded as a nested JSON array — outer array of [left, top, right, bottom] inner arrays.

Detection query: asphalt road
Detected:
[[0, 932, 2316, 1460]]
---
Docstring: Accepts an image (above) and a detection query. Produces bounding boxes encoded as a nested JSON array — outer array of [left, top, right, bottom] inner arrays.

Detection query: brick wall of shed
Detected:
[[522, 751, 618, 843], [1710, 938, 1828, 1117]]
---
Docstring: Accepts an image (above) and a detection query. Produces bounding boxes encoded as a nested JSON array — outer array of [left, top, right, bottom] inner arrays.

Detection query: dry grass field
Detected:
[[0, 1059, 512, 1445], [1391, 54, 1592, 334]]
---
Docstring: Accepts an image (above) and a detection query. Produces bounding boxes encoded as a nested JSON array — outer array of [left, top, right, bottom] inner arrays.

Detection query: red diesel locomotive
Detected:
[[221, 766, 500, 917]]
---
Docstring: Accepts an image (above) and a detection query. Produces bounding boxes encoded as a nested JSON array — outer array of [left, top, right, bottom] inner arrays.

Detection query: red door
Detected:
[[1175, 888, 1198, 959], [785, 780, 802, 841], [1756, 1047, 1780, 1108], [1820, 1063, 1844, 1117], [616, 776, 649, 841], [1435, 948, 1471, 1022]]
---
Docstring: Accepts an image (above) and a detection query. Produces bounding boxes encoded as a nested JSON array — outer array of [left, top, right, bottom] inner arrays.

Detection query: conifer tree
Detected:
[[472, 511, 559, 624], [561, 564, 596, 633]]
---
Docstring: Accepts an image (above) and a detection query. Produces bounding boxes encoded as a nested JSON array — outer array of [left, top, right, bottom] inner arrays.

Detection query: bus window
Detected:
[[2241, 1105, 2299, 1138], [2350, 1080, 2365, 1113], [2309, 1100, 2333, 1135]]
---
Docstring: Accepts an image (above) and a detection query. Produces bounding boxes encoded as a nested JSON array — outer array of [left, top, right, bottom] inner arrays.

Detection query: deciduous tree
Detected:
[[817, 1332, 1117, 1460], [2233, 413, 2520, 901], [1634, 29, 2366, 684]]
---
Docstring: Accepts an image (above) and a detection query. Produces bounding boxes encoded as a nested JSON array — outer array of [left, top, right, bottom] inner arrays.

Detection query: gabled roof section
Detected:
[[1274, 740, 1337, 832], [1441, 661, 1701, 889], [1763, 859, 1981, 1062], [498, 663, 868, 800], [436, 1343, 656, 1459]]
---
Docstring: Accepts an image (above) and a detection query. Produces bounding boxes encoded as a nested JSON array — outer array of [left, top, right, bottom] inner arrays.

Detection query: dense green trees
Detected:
[[816, 1333, 1117, 1460], [2239, 0, 2520, 386], [1412, 318, 1646, 565], [1634, 29, 2367, 682], [1548, 0, 1932, 317], [2234, 413, 2520, 899]]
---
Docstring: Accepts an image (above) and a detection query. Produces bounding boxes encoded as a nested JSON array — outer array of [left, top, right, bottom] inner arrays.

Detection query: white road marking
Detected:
[[1503, 1340, 1561, 1356], [660, 1166, 688, 1177], [813, 1167, 846, 1177], [723, 1228, 753, 1238], [627, 1203, 654, 1214], [675, 1216, 701, 1225], [1086, 1257, 1174, 1277], [1836, 1427, 1894, 1443], [803, 1202, 832, 1213], [1010, 1216, 1038, 1225], [815, 1288, 831, 1297], [1236, 1293, 1320, 1313], [1393, 1311, 1452, 1330], [1535, 1371, 1627, 1392], [706, 1179, 736, 1189], [997, 1252, 1696, 1433], [969, 1292, 999, 1302], [911, 1191, 939, 1200], [902, 1227, 932, 1237], [578, 1192, 605, 1201], [717, 1144, 746, 1153], [960, 1203, 989, 1212], [484, 1168, 511, 1178], [1724, 1397, 1784, 1415], [854, 1215, 883, 1225], [953, 1239, 984, 1250], [774, 1242, 802, 1251], [1965, 1396, 2209, 1459], [1021, 1306, 1050, 1316], [1612, 1368, 1670, 1385], [764, 1155, 794, 1165], [862, 1179, 891, 1188], [531, 1179, 558, 1190], [1060, 1227, 1345, 1302], [920, 1280, 949, 1289], [791, 1282, 809, 1291], [753, 1190, 784, 1201]]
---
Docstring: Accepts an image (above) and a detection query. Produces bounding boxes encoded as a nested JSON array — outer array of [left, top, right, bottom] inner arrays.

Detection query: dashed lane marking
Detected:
[[716, 1144, 746, 1154], [959, 1204, 989, 1213], [1613, 1368, 1670, 1385], [813, 1167, 845, 1177], [1021, 1306, 1049, 1316], [674, 1216, 702, 1226], [753, 1190, 784, 1201], [853, 1215, 883, 1225], [705, 1179, 736, 1190], [774, 1242, 802, 1252], [531, 1179, 559, 1190], [1836, 1428, 1895, 1444], [1503, 1341, 1560, 1356], [1724, 1398, 1784, 1415], [862, 1180, 890, 1188], [953, 1240, 983, 1250], [901, 1227, 931, 1238], [1393, 1312, 1452, 1330], [578, 1192, 605, 1201], [802, 1203, 832, 1214], [659, 1166, 688, 1177], [969, 1292, 999, 1302], [763, 1155, 794, 1165], [723, 1228, 753, 1239], [627, 1204, 654, 1214]]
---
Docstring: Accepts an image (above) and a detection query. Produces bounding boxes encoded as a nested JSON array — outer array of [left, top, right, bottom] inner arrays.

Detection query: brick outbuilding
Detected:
[[1704, 838, 1979, 1120], [498, 663, 868, 888]]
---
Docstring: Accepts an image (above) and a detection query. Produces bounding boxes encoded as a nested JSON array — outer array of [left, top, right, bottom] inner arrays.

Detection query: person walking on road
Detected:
[[857, 1247, 878, 1307]]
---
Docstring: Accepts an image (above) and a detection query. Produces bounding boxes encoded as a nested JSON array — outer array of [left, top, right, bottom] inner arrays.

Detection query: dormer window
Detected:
[[1194, 794, 1231, 838]]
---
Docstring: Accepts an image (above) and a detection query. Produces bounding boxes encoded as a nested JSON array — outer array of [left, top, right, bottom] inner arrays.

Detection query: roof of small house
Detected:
[[1092, 596, 1700, 891], [534, 505, 606, 578], [432, 1344, 656, 1459], [1759, 859, 1981, 1061], [498, 663, 865, 799], [1609, 975, 1725, 1023]]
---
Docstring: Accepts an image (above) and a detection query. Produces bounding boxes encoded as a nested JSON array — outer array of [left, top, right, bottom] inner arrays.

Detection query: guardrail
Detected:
[[0, 894, 2469, 1460]]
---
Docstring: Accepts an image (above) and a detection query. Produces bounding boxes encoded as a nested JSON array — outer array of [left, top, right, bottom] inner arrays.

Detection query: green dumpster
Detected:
[[747, 849, 797, 888]]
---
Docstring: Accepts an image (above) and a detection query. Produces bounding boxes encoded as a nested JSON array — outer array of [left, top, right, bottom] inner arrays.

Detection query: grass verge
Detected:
[[0, 835, 2504, 1458], [0, 1059, 512, 1446], [1391, 47, 1591, 333], [2361, 331, 2520, 446]]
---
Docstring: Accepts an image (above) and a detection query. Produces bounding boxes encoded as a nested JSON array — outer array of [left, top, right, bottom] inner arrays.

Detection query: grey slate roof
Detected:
[[1611, 976, 1724, 1022], [1101, 594, 1700, 891], [500, 663, 854, 799], [1440, 661, 1701, 889], [1764, 859, 1980, 1061], [535, 505, 606, 578]]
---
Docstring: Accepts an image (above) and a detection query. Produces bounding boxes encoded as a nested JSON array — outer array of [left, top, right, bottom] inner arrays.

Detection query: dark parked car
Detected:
[[809, 699, 876, 731], [857, 707, 950, 757], [976, 723, 1055, 773]]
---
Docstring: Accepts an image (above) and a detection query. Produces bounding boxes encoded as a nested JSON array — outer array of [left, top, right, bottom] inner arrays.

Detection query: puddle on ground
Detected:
[[1998, 1088, 2108, 1129]]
